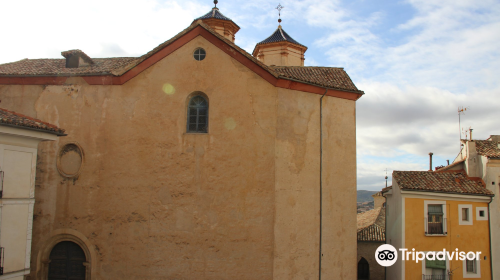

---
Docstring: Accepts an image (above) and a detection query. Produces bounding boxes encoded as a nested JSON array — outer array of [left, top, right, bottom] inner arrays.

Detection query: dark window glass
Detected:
[[427, 204, 444, 234], [187, 95, 208, 133], [466, 260, 476, 273], [194, 48, 206, 61]]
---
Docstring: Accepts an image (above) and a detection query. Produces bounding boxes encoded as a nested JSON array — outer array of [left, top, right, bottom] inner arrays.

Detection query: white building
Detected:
[[0, 108, 65, 280]]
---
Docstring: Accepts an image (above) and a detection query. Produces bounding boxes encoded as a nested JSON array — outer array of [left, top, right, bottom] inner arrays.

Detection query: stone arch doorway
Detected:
[[36, 230, 93, 280], [358, 257, 369, 280], [48, 241, 86, 279]]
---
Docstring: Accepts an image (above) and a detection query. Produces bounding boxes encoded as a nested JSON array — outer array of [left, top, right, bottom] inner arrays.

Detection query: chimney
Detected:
[[61, 49, 94, 68], [429, 152, 433, 171], [447, 160, 450, 165], [469, 128, 473, 141]]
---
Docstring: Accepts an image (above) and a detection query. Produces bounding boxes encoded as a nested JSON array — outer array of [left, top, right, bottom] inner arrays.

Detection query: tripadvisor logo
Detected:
[[375, 244, 398, 267], [375, 244, 482, 267]]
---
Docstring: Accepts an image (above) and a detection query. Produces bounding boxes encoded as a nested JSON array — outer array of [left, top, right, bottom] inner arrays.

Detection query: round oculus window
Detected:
[[194, 48, 206, 61], [56, 143, 84, 178]]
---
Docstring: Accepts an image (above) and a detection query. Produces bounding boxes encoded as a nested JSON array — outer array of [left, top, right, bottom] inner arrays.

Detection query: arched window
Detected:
[[49, 241, 86, 280], [187, 95, 208, 133], [358, 257, 370, 280]]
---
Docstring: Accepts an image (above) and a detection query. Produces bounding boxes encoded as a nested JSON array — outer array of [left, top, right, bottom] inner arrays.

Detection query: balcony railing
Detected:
[[425, 218, 447, 235], [422, 274, 449, 280]]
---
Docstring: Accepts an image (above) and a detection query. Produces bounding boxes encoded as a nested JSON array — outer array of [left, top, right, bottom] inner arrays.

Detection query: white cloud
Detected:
[[355, 81, 500, 190], [0, 0, 207, 63]]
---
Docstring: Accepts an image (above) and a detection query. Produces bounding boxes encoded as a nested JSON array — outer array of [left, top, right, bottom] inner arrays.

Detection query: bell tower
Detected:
[[193, 0, 240, 42], [252, 4, 307, 66]]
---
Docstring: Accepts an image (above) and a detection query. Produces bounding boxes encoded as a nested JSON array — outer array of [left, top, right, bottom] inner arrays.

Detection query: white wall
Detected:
[[0, 127, 56, 279], [385, 181, 404, 280]]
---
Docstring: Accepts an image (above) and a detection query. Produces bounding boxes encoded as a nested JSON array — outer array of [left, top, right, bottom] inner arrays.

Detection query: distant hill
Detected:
[[357, 190, 378, 203]]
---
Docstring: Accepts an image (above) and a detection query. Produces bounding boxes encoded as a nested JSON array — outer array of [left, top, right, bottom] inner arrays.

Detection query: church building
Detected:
[[0, 2, 363, 279]]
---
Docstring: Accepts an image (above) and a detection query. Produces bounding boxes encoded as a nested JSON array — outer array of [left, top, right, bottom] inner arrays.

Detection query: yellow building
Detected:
[[0, 3, 363, 280], [0, 108, 64, 280], [385, 171, 493, 280]]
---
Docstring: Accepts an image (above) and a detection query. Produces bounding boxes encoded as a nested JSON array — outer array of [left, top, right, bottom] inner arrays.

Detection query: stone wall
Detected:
[[0, 34, 357, 280], [357, 242, 385, 280]]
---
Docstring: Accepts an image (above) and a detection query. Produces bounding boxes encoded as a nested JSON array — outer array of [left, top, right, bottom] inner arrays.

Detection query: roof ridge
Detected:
[[271, 66, 345, 69], [278, 27, 287, 41], [0, 58, 29, 67]]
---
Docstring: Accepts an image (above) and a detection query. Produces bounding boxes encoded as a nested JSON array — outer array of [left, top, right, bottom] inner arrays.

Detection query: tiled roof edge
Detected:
[[277, 75, 365, 95], [400, 188, 494, 197], [0, 108, 66, 136]]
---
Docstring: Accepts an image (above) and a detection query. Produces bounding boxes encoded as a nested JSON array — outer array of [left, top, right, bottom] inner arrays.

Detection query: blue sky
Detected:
[[1, 0, 499, 191]]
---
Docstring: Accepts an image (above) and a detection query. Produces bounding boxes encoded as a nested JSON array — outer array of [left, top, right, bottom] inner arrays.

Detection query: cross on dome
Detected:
[[276, 3, 284, 26]]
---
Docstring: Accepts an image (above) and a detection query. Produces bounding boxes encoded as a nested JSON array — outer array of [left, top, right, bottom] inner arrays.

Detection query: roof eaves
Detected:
[[400, 188, 494, 197], [0, 122, 67, 136], [277, 76, 365, 95]]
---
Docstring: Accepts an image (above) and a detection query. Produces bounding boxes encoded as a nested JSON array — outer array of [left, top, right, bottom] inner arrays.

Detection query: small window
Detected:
[[476, 207, 488, 221], [187, 95, 208, 133], [194, 48, 206, 61], [427, 204, 444, 234], [459, 204, 473, 225], [462, 208, 469, 221], [463, 257, 481, 277], [466, 260, 477, 273]]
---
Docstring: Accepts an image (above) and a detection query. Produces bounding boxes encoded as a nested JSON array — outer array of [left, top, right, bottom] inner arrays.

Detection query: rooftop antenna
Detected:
[[384, 168, 388, 188], [458, 106, 469, 152], [276, 3, 284, 27]]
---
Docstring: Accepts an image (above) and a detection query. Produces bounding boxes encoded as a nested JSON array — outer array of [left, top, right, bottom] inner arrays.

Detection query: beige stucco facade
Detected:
[[0, 33, 358, 280], [255, 43, 306, 67], [0, 126, 57, 280]]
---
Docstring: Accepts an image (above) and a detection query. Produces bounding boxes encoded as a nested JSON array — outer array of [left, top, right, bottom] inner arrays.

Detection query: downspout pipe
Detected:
[[319, 88, 327, 280], [488, 196, 493, 280]]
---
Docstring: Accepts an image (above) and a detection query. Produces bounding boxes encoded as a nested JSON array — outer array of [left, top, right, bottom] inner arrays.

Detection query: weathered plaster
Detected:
[[0, 35, 357, 279]]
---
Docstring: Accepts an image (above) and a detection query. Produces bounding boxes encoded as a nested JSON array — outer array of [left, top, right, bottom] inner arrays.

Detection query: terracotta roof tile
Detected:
[[381, 186, 392, 193], [271, 66, 363, 94], [0, 21, 362, 94], [357, 207, 385, 242], [393, 171, 493, 196], [357, 224, 385, 242], [0, 108, 65, 135], [475, 140, 500, 158], [0, 57, 138, 76]]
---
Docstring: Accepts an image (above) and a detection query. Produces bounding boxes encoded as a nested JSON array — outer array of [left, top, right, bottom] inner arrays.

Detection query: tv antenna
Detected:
[[458, 106, 469, 152], [384, 168, 389, 188]]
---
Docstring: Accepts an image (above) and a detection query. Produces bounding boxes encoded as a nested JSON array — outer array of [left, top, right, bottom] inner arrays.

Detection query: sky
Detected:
[[1, 0, 499, 191]]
